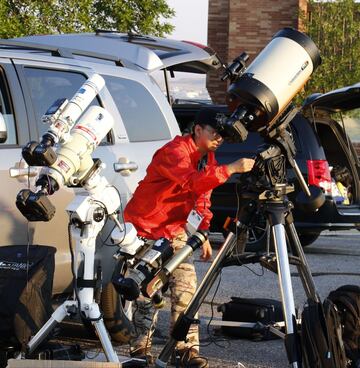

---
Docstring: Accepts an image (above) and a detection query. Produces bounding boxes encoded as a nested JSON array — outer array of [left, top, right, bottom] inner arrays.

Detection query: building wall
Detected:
[[206, 0, 230, 104], [207, 0, 308, 103]]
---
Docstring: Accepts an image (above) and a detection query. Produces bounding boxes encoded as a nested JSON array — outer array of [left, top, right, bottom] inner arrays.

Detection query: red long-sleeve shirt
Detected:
[[124, 134, 231, 240]]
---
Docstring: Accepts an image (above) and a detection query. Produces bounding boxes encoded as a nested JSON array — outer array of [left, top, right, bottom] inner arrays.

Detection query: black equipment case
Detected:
[[218, 297, 285, 341], [0, 245, 56, 349]]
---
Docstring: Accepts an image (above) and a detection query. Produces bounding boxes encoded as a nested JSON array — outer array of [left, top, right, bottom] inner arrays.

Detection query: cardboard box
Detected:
[[6, 359, 122, 368]]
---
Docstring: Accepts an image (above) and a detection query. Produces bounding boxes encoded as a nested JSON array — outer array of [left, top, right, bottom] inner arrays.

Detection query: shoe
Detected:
[[172, 348, 209, 368], [130, 347, 154, 366]]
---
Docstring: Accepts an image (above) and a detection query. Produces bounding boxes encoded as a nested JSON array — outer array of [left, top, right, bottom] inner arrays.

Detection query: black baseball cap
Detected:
[[194, 107, 225, 132]]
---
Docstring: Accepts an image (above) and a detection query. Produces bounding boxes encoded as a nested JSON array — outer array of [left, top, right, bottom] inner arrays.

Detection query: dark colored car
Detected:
[[173, 83, 360, 248]]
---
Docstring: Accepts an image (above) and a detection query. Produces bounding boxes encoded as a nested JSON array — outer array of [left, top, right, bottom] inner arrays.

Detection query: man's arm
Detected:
[[154, 144, 231, 195]]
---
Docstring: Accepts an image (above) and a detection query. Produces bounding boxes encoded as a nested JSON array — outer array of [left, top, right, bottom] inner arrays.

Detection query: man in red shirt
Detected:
[[124, 107, 254, 367]]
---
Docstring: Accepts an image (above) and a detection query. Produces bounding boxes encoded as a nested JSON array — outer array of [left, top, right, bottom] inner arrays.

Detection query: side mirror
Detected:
[[0, 113, 7, 143]]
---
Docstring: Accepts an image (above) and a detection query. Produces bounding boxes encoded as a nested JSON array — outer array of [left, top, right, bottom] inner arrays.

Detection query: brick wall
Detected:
[[207, 0, 230, 104], [207, 0, 308, 103]]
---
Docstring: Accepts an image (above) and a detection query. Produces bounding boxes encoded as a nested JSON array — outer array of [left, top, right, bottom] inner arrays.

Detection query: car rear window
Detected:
[[23, 67, 111, 145], [103, 75, 171, 142]]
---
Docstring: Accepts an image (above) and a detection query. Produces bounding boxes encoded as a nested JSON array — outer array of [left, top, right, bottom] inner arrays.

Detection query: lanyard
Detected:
[[195, 154, 208, 211]]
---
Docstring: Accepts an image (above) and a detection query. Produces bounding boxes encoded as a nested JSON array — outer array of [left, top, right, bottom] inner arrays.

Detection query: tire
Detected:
[[298, 233, 321, 247], [100, 258, 136, 343]]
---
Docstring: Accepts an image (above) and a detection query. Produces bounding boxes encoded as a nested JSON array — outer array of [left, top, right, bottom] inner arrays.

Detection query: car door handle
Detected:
[[114, 158, 138, 176], [9, 163, 38, 178]]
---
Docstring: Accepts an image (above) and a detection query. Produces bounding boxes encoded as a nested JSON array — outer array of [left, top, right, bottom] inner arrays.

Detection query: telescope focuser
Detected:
[[221, 52, 249, 82]]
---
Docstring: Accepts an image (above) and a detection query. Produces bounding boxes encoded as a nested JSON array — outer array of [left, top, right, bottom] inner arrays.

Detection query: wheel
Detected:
[[298, 233, 321, 247], [245, 212, 269, 252], [100, 258, 136, 343]]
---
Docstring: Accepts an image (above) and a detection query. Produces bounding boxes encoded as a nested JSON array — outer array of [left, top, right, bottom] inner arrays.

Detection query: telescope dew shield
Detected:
[[47, 74, 105, 141], [228, 28, 321, 130]]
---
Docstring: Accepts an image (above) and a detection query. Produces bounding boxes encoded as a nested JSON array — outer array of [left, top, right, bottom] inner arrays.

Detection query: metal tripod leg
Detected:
[[272, 223, 300, 368], [91, 312, 119, 362], [27, 300, 120, 363], [27, 300, 76, 354], [285, 216, 319, 302], [155, 231, 239, 367]]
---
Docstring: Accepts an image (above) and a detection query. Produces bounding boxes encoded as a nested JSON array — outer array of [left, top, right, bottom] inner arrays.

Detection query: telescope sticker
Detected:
[[57, 160, 71, 173], [75, 124, 99, 144], [288, 60, 309, 86]]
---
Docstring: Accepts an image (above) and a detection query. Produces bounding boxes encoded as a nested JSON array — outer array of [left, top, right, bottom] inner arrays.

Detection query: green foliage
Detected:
[[0, 0, 175, 38], [304, 0, 360, 96]]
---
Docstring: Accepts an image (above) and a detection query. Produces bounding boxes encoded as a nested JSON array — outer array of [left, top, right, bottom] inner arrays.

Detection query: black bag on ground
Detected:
[[217, 297, 284, 341], [0, 245, 56, 346], [301, 298, 347, 368], [328, 285, 360, 368]]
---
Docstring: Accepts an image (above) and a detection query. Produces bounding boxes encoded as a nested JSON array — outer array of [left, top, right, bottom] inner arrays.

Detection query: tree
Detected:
[[0, 0, 175, 38], [303, 0, 360, 96]]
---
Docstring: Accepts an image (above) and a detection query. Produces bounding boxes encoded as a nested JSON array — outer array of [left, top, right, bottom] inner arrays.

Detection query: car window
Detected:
[[151, 70, 211, 104], [338, 109, 360, 143], [103, 75, 171, 142], [23, 68, 108, 142], [0, 68, 17, 146]]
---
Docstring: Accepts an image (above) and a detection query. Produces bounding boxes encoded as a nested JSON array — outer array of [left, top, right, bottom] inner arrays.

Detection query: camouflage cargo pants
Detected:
[[129, 232, 199, 355]]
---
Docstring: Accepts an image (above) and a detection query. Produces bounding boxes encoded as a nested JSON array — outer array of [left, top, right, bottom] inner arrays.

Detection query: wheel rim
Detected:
[[247, 212, 269, 245]]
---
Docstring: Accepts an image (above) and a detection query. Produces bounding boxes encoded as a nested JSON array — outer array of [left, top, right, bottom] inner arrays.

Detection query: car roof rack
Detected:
[[94, 30, 177, 52], [95, 29, 157, 42], [0, 39, 124, 66]]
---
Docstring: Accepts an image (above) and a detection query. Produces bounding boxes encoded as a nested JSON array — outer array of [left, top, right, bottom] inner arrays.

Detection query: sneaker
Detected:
[[172, 348, 209, 368]]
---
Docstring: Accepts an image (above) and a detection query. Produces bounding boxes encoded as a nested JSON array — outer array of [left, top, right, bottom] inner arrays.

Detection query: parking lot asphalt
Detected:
[[56, 230, 360, 367]]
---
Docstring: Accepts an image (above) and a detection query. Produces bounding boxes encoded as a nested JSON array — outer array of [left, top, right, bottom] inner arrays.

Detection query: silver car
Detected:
[[0, 32, 221, 335]]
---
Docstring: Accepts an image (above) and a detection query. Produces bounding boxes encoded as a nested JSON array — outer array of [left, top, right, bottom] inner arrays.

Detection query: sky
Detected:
[[166, 0, 208, 44]]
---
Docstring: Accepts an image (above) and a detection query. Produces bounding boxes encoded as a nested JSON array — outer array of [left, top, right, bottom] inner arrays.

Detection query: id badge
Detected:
[[186, 209, 203, 235]]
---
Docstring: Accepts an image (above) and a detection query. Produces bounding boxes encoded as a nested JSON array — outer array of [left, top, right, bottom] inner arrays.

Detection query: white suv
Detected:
[[0, 32, 221, 295]]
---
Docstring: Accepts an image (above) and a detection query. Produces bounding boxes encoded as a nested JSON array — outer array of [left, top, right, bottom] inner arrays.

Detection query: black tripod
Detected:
[[155, 134, 324, 368]]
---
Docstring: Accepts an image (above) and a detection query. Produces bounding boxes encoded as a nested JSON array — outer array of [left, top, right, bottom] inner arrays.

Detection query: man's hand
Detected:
[[200, 239, 212, 261], [227, 158, 255, 175]]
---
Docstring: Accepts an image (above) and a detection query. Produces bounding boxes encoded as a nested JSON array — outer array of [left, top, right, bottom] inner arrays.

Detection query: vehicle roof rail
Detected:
[[95, 29, 157, 42], [0, 39, 124, 66]]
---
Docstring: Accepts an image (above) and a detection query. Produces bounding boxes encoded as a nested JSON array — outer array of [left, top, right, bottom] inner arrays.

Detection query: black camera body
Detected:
[[16, 189, 56, 222], [22, 135, 57, 167]]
